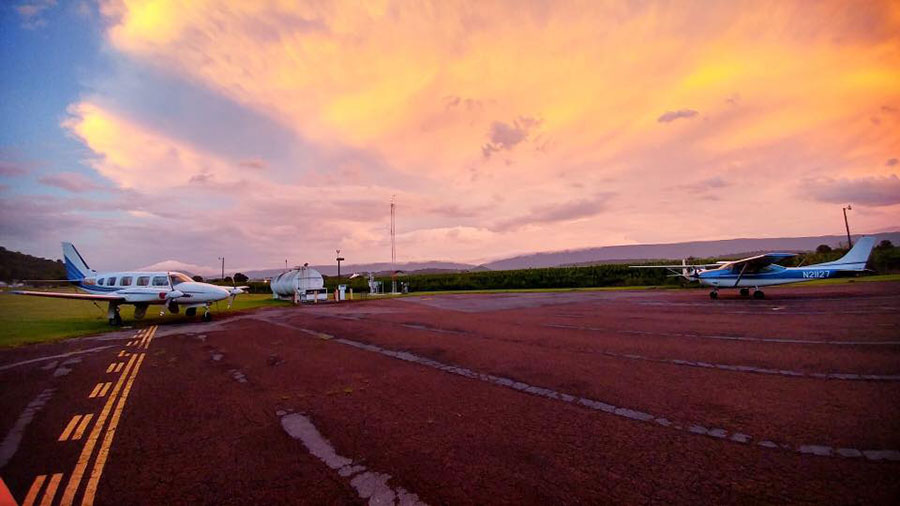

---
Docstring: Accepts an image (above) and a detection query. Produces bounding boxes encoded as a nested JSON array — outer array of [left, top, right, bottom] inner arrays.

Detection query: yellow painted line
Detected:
[[59, 415, 81, 442], [113, 363, 123, 373], [39, 473, 63, 506], [22, 475, 45, 506], [60, 354, 137, 506], [72, 414, 93, 440], [117, 350, 126, 358], [88, 383, 103, 399], [81, 353, 146, 506], [105, 364, 115, 374], [98, 382, 111, 398], [140, 325, 157, 350]]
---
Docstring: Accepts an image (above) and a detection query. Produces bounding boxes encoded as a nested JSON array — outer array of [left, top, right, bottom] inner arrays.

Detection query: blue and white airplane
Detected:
[[15, 242, 247, 325], [630, 236, 877, 299]]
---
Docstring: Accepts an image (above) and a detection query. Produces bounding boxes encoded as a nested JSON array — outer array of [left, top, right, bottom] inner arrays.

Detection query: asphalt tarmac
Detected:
[[1, 282, 898, 505]]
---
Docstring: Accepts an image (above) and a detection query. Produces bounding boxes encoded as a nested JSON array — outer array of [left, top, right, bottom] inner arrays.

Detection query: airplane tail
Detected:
[[812, 236, 877, 271], [62, 242, 95, 281]]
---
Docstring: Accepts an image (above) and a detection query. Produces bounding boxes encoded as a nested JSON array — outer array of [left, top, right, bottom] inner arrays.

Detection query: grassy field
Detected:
[[1, 274, 896, 347], [0, 289, 286, 347]]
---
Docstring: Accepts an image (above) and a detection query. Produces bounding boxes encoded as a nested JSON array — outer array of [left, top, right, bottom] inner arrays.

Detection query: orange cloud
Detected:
[[61, 0, 900, 264]]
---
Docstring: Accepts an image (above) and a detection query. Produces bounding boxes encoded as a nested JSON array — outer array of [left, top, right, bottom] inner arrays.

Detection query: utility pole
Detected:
[[390, 196, 397, 294], [842, 205, 853, 249], [218, 257, 224, 281]]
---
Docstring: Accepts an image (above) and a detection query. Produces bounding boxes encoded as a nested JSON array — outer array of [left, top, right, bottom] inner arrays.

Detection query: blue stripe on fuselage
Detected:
[[699, 266, 840, 282]]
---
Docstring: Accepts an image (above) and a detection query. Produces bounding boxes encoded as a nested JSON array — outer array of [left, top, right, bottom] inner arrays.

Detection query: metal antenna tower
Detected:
[[390, 196, 397, 293]]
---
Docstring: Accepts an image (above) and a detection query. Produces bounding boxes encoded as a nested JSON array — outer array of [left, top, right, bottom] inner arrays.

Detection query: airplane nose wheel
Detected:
[[753, 290, 765, 299], [709, 290, 718, 300], [202, 309, 212, 322]]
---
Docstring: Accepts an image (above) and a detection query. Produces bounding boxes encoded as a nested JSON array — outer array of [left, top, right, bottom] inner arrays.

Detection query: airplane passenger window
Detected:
[[107, 277, 117, 286], [120, 276, 133, 286], [98, 278, 105, 286], [137, 276, 150, 286], [152, 276, 169, 286]]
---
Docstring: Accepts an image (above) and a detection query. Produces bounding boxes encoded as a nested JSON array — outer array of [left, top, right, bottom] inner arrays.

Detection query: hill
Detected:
[[483, 232, 900, 270], [0, 246, 66, 282]]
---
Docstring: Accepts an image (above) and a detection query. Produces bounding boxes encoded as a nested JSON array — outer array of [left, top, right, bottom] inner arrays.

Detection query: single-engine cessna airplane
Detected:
[[14, 242, 247, 325], [630, 236, 877, 299]]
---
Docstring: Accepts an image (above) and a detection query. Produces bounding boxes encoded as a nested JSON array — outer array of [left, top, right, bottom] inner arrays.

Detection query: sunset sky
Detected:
[[1, 0, 899, 274]]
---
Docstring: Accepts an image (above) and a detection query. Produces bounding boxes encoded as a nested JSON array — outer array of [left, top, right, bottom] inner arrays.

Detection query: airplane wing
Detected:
[[13, 290, 125, 301], [629, 263, 720, 269], [719, 252, 796, 272]]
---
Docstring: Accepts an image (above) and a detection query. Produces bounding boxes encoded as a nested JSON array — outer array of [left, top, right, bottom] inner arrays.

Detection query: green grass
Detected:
[[2, 273, 896, 347], [0, 289, 286, 347]]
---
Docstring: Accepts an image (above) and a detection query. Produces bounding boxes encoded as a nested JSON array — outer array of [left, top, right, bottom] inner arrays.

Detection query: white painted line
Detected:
[[263, 317, 900, 462], [0, 388, 54, 468], [281, 413, 426, 505], [0, 346, 113, 372]]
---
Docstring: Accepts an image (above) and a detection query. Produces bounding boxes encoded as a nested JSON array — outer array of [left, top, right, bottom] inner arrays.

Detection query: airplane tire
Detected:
[[110, 314, 123, 326], [709, 291, 718, 300], [185, 307, 197, 317], [202, 311, 212, 322], [739, 288, 750, 297], [753, 290, 765, 299]]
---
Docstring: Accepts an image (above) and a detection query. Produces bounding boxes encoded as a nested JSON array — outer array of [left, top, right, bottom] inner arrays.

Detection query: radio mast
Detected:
[[390, 196, 397, 293]]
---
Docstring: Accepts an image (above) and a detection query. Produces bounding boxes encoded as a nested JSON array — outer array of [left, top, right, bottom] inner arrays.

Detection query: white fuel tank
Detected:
[[270, 267, 326, 301]]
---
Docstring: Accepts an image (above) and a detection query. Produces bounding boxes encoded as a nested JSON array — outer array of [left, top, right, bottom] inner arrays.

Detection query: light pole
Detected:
[[218, 257, 224, 281], [336, 249, 345, 282], [842, 205, 852, 249]]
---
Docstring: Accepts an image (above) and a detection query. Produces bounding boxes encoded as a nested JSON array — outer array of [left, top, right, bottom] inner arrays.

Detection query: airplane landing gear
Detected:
[[739, 288, 750, 297], [107, 303, 123, 326], [753, 289, 765, 299], [709, 290, 719, 300], [202, 310, 212, 322], [185, 307, 197, 317]]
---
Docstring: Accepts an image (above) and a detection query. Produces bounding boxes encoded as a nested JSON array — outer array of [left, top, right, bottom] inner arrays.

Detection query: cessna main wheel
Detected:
[[753, 290, 765, 299], [709, 291, 718, 299], [739, 288, 750, 297]]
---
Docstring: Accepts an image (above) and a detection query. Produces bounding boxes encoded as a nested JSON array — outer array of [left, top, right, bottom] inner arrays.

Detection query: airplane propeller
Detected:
[[226, 285, 249, 309]]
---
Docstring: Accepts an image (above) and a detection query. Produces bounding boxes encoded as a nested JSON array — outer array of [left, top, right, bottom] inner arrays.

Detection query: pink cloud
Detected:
[[39, 172, 103, 192]]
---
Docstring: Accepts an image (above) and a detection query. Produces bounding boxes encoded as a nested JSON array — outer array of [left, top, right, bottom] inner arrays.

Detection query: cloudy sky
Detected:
[[1, 1, 898, 274]]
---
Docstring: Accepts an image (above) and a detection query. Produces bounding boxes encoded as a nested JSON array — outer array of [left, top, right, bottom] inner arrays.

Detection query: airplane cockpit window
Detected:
[[121, 276, 133, 286], [152, 276, 169, 287], [170, 273, 193, 285], [108, 277, 117, 286], [137, 276, 150, 286]]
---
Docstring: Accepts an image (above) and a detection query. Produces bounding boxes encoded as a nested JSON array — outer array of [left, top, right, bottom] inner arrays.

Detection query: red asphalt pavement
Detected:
[[1, 282, 898, 504]]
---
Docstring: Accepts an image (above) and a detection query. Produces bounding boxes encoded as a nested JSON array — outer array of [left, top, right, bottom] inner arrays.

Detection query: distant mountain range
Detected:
[[245, 231, 899, 278], [5, 231, 896, 281]]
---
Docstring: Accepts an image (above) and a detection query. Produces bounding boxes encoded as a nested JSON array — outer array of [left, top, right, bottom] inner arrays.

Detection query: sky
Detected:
[[1, 0, 899, 275]]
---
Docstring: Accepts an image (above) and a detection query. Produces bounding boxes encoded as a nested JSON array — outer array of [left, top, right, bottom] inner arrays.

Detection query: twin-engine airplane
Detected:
[[630, 236, 877, 299], [14, 242, 247, 325]]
